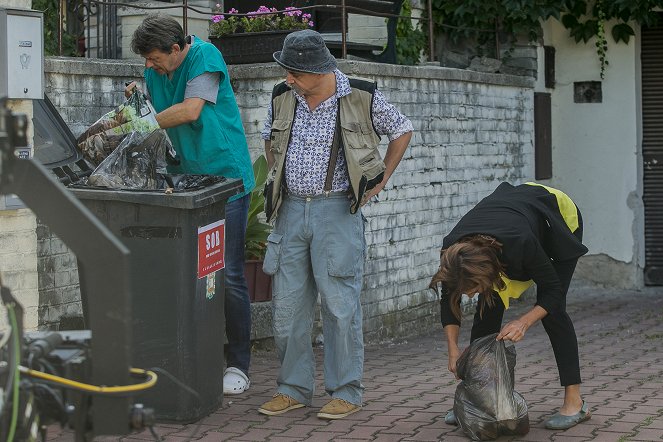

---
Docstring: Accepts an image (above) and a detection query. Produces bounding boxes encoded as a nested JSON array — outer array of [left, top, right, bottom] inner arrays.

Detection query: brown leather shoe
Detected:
[[317, 398, 361, 420], [258, 394, 304, 416]]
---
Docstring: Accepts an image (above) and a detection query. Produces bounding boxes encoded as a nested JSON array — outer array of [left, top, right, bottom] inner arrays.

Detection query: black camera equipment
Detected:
[[0, 98, 157, 441]]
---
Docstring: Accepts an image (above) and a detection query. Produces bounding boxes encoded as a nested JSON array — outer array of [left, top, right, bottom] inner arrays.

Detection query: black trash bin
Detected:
[[33, 95, 244, 422], [70, 179, 242, 422]]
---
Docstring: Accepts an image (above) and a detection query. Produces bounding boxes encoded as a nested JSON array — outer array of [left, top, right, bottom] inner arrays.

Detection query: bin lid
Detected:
[[33, 95, 82, 167], [70, 178, 243, 209], [33, 95, 94, 185]]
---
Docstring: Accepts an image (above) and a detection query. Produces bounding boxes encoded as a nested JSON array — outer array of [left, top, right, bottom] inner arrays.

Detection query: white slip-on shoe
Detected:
[[223, 367, 250, 395]]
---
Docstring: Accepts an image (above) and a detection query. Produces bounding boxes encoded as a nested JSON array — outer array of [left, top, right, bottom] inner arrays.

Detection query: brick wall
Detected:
[[37, 57, 534, 339]]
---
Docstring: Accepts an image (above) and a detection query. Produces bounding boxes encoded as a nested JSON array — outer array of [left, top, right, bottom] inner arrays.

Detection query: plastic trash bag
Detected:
[[453, 333, 530, 441], [159, 174, 226, 191], [76, 90, 178, 167], [87, 130, 170, 189]]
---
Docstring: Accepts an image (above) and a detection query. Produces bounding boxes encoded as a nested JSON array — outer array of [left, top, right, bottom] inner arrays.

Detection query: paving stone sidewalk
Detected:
[[49, 287, 663, 441]]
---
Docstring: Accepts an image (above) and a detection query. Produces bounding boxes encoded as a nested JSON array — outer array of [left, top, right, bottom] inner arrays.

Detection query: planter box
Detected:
[[245, 259, 272, 302], [210, 30, 292, 65]]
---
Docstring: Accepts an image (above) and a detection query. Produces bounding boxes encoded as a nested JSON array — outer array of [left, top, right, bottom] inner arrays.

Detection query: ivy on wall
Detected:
[[395, 0, 427, 65], [430, 0, 663, 78]]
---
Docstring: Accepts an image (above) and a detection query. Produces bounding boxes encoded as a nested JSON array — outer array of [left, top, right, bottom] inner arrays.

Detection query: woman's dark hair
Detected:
[[429, 235, 506, 321], [131, 14, 187, 55]]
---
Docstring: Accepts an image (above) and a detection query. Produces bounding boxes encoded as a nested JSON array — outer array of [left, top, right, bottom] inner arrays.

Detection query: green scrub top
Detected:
[[145, 36, 255, 200]]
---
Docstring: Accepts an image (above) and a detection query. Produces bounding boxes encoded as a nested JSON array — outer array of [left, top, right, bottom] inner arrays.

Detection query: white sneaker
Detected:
[[223, 367, 250, 395]]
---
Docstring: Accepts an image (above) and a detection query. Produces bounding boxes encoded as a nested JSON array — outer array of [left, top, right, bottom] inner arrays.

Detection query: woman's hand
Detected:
[[497, 306, 548, 342], [496, 319, 528, 342], [448, 346, 461, 379]]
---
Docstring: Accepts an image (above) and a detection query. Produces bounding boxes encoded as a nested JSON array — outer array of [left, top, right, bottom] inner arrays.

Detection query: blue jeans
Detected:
[[263, 193, 366, 406], [224, 193, 251, 375]]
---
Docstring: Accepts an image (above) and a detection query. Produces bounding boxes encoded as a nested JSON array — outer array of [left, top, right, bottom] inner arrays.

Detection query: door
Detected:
[[642, 14, 663, 285]]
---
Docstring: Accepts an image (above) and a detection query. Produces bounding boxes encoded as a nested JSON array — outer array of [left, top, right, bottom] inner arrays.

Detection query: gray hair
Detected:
[[131, 14, 186, 55]]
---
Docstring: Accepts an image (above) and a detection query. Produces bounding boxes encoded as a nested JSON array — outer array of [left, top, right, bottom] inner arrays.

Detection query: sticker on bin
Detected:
[[198, 219, 225, 279]]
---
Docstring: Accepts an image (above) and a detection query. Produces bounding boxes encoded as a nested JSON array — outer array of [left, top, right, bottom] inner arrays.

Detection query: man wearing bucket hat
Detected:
[[257, 30, 413, 419]]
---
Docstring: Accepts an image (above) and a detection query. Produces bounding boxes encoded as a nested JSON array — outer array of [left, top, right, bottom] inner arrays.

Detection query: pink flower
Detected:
[[212, 14, 224, 22], [284, 7, 303, 17]]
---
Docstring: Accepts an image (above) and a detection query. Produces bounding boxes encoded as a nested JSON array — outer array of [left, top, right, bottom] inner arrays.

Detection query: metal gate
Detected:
[[642, 14, 663, 285]]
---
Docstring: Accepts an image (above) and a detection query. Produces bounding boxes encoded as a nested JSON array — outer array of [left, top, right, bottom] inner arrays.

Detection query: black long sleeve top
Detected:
[[439, 182, 588, 327]]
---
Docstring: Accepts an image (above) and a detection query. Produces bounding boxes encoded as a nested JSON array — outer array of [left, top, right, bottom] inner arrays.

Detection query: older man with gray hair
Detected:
[[258, 29, 413, 419]]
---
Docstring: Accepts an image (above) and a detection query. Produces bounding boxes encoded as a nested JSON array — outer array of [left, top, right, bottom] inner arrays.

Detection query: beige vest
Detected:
[[265, 78, 385, 221]]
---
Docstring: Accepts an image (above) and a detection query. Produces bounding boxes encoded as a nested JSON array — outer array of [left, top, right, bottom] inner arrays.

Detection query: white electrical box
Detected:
[[0, 8, 44, 100]]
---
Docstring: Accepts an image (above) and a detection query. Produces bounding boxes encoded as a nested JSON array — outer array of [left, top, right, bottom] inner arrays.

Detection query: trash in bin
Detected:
[[76, 89, 179, 173], [453, 333, 530, 441], [87, 129, 170, 189]]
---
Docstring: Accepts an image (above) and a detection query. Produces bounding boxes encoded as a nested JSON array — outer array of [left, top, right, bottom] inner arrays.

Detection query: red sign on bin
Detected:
[[198, 219, 225, 279]]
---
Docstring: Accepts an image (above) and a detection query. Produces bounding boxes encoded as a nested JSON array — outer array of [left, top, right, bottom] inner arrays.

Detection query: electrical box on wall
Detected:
[[0, 8, 44, 100]]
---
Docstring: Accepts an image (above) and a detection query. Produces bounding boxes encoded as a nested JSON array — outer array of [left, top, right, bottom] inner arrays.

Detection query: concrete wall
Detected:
[[31, 58, 534, 341], [535, 19, 642, 288]]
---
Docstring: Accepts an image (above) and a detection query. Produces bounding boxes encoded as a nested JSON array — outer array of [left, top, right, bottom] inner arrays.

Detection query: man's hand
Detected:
[[124, 81, 138, 99], [360, 182, 384, 206]]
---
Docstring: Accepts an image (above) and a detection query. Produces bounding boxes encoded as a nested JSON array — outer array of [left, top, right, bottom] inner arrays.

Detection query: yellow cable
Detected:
[[19, 366, 157, 394]]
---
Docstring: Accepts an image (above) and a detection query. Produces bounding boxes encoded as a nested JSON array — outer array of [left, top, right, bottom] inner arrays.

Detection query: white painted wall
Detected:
[[0, 0, 31, 8], [0, 0, 48, 331], [0, 100, 39, 333], [537, 18, 642, 284]]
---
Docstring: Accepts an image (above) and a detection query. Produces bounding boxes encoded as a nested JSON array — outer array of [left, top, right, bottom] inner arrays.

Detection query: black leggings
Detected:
[[470, 211, 584, 387]]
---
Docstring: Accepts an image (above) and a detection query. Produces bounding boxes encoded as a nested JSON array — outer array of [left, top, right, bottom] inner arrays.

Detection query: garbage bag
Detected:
[[87, 130, 170, 190], [76, 90, 178, 167], [453, 333, 529, 441], [159, 174, 226, 191]]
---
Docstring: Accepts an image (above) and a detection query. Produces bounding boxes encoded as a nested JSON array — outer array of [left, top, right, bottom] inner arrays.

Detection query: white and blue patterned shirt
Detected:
[[262, 70, 413, 196]]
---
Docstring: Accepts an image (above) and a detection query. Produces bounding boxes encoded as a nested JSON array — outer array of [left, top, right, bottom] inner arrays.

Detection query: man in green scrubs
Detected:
[[127, 13, 255, 395]]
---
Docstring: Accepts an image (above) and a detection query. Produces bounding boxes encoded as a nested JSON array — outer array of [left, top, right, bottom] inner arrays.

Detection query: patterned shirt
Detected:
[[262, 70, 413, 196]]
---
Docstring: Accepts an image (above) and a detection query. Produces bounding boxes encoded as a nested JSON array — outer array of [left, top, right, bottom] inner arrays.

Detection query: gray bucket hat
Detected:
[[273, 29, 338, 74]]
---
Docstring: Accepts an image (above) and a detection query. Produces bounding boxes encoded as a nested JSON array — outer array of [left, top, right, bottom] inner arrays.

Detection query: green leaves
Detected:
[[429, 0, 663, 79], [568, 19, 599, 43], [611, 23, 635, 44], [395, 0, 426, 65], [245, 155, 272, 261], [32, 0, 81, 56]]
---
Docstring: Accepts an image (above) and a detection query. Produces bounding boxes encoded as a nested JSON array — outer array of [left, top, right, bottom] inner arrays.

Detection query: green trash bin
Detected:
[[71, 178, 243, 422]]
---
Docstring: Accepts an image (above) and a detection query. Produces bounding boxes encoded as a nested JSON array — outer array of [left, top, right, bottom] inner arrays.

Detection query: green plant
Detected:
[[395, 0, 427, 65], [429, 0, 663, 78], [32, 0, 81, 56], [210, 6, 314, 38], [245, 155, 272, 261]]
